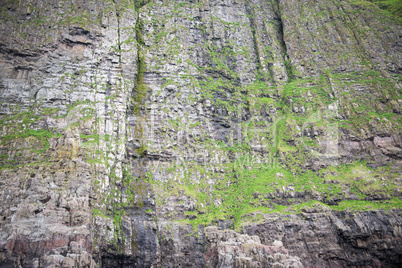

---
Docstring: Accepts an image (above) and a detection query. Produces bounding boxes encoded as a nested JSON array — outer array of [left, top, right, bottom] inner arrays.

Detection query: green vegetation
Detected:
[[2, 129, 61, 140], [1, 0, 401, 252], [333, 198, 402, 211], [371, 0, 402, 18], [151, 156, 400, 232], [135, 0, 402, 234]]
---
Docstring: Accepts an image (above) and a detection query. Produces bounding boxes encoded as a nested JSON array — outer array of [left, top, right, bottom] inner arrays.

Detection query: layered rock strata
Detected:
[[0, 0, 401, 267]]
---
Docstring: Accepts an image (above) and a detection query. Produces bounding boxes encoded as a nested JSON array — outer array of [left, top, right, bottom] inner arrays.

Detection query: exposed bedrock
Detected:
[[0, 0, 401, 267]]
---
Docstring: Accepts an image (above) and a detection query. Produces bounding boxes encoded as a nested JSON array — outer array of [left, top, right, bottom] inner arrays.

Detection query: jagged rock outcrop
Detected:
[[204, 226, 303, 268], [243, 206, 402, 267], [0, 0, 401, 267]]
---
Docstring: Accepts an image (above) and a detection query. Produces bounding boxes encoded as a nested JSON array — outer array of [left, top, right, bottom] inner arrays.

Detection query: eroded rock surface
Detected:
[[0, 0, 401, 267], [204, 226, 302, 268], [244, 208, 402, 267]]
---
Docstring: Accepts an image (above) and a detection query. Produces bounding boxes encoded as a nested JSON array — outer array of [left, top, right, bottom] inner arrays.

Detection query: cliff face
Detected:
[[0, 0, 401, 267]]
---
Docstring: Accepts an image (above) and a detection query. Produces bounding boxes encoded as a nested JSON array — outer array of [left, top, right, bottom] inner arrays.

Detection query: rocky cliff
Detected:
[[0, 0, 401, 267]]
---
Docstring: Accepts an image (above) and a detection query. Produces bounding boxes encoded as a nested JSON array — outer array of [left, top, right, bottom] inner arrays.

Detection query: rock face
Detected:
[[0, 0, 401, 267], [204, 226, 303, 268], [244, 208, 402, 267]]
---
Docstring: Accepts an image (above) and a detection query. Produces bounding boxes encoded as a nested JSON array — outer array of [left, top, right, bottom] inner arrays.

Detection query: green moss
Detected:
[[132, 14, 148, 115], [369, 0, 402, 19], [154, 155, 401, 232], [93, 209, 109, 218], [1, 129, 62, 155], [332, 198, 402, 211], [2, 129, 59, 140]]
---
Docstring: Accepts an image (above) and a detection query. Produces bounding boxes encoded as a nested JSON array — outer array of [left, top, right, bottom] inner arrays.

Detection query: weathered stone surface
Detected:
[[0, 0, 401, 267], [204, 226, 302, 268], [243, 210, 402, 267]]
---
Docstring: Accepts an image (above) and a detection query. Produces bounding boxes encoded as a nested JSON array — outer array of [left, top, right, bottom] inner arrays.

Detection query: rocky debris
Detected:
[[204, 226, 303, 268]]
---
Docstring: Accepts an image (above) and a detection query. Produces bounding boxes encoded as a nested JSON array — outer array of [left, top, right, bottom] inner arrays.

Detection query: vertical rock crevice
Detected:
[[244, 0, 272, 83], [133, 11, 147, 118], [245, 0, 294, 86], [271, 0, 294, 82], [126, 1, 160, 266], [113, 0, 123, 68]]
